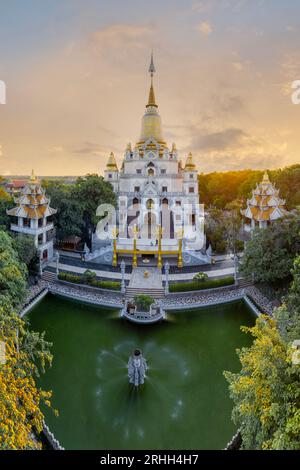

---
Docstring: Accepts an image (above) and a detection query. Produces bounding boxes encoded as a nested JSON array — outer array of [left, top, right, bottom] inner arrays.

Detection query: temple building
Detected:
[[241, 172, 288, 231], [101, 54, 209, 267], [7, 171, 57, 261]]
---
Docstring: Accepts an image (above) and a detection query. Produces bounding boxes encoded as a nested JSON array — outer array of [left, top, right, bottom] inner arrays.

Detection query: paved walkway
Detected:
[[48, 261, 234, 281], [129, 267, 163, 288]]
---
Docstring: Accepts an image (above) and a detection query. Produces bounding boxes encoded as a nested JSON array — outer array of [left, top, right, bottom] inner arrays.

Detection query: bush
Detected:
[[82, 269, 96, 284], [89, 279, 120, 290], [133, 294, 155, 312], [193, 272, 209, 282], [169, 276, 234, 292], [58, 272, 120, 290]]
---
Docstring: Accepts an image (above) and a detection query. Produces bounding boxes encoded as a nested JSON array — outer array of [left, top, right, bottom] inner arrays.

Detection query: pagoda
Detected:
[[7, 170, 57, 261], [241, 172, 288, 231]]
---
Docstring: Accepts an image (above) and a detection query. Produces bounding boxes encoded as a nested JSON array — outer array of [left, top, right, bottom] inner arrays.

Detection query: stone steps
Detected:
[[42, 270, 56, 282], [238, 278, 253, 288], [125, 287, 165, 299]]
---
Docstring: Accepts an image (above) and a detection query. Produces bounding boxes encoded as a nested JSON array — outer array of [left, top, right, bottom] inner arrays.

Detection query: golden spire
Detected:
[[184, 152, 196, 171], [262, 171, 270, 183], [30, 169, 37, 182], [146, 51, 158, 108], [106, 152, 118, 171]]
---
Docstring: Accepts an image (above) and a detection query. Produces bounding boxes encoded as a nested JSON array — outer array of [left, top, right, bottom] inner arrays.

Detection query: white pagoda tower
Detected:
[[7, 171, 57, 261], [241, 171, 288, 231], [102, 53, 208, 267]]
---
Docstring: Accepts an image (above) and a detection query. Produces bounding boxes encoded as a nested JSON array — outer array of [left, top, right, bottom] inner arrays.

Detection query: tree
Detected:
[[275, 255, 300, 342], [0, 309, 53, 449], [239, 213, 300, 284], [72, 174, 116, 246], [224, 315, 300, 450], [0, 230, 54, 449], [12, 234, 38, 269], [0, 230, 27, 308], [0, 188, 13, 230], [42, 180, 84, 240]]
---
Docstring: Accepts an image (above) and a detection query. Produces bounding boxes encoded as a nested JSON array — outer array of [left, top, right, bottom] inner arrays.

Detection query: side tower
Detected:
[[104, 152, 119, 192], [7, 170, 57, 261], [241, 171, 288, 231]]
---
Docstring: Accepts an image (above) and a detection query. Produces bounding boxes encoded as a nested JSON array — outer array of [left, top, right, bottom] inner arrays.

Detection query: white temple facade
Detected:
[[241, 171, 288, 232], [7, 171, 57, 262], [102, 54, 208, 267]]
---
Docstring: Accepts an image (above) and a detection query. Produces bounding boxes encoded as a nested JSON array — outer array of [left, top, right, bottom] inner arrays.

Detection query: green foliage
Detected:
[[82, 269, 96, 283], [12, 234, 38, 269], [275, 255, 300, 342], [0, 230, 27, 307], [169, 276, 234, 292], [58, 272, 120, 290], [133, 294, 155, 312], [42, 180, 84, 240], [205, 206, 243, 254], [240, 213, 300, 284], [72, 174, 116, 228], [0, 231, 54, 449], [0, 189, 13, 230], [193, 272, 209, 282], [198, 165, 300, 210], [224, 316, 300, 450]]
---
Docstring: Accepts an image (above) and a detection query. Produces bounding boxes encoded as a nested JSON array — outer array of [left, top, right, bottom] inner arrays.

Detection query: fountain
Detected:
[[128, 349, 148, 386]]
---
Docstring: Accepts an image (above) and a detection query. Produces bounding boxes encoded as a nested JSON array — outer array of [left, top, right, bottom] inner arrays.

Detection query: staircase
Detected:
[[237, 278, 253, 288], [125, 286, 165, 299], [125, 267, 164, 299], [42, 270, 56, 282]]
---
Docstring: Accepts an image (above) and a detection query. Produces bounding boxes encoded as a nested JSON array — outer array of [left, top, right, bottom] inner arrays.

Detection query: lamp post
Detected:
[[56, 250, 60, 279], [121, 260, 126, 294], [164, 261, 170, 295]]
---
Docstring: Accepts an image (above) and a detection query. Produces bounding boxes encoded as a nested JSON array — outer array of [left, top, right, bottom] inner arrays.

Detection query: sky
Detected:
[[0, 0, 299, 176]]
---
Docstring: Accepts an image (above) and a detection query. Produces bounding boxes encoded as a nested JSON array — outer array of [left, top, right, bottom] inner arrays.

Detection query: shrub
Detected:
[[133, 294, 155, 312], [89, 279, 120, 290], [193, 272, 209, 282], [82, 269, 96, 284], [58, 272, 120, 290], [169, 276, 234, 292]]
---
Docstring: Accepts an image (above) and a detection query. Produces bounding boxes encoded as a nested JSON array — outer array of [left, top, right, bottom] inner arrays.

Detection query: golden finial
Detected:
[[30, 169, 36, 182], [146, 51, 157, 108], [106, 152, 118, 171], [262, 171, 270, 183]]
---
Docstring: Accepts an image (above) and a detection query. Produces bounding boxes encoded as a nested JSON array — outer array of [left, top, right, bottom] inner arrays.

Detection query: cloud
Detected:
[[89, 24, 153, 51], [196, 21, 213, 36], [191, 127, 251, 152], [0, 144, 3, 157], [48, 146, 64, 153]]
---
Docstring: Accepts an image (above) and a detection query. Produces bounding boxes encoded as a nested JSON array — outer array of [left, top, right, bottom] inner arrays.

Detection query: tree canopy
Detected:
[[239, 212, 300, 284]]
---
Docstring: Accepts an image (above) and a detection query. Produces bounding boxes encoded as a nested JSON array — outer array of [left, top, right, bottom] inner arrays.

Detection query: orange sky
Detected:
[[0, 0, 299, 176]]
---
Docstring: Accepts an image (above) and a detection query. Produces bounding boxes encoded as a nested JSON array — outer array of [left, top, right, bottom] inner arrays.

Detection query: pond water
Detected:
[[28, 294, 255, 450]]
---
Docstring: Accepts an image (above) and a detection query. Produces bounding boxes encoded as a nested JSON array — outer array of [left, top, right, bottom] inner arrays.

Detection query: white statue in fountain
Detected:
[[128, 349, 148, 387]]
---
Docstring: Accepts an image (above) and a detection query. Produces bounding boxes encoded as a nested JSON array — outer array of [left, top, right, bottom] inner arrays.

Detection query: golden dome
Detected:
[[184, 152, 196, 171], [106, 152, 118, 171]]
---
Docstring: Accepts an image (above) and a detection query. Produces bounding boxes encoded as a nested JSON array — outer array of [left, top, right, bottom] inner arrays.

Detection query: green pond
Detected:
[[28, 294, 255, 450]]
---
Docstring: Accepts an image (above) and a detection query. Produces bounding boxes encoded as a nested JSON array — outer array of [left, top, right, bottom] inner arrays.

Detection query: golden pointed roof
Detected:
[[106, 152, 118, 171], [147, 83, 157, 108], [30, 169, 38, 182], [262, 171, 270, 184], [184, 152, 196, 171]]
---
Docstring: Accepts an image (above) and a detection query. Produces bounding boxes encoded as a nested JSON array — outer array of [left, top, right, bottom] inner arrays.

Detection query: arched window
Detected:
[[146, 199, 154, 210], [148, 168, 154, 176]]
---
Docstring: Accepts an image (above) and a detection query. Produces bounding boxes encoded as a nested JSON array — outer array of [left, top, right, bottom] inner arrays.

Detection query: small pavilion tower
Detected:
[[104, 152, 119, 191], [183, 152, 198, 195], [241, 171, 288, 231], [7, 170, 57, 261]]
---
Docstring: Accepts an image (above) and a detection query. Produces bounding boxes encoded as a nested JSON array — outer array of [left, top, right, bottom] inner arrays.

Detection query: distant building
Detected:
[[241, 172, 288, 231], [7, 170, 57, 261], [5, 179, 28, 197]]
